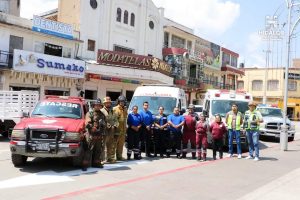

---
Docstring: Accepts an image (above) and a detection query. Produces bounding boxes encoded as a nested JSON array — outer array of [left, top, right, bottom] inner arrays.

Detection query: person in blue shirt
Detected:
[[139, 101, 154, 157], [127, 105, 142, 160], [167, 107, 185, 158], [153, 106, 169, 158]]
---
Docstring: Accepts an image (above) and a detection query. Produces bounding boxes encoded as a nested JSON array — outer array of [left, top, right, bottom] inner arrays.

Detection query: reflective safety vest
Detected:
[[227, 111, 242, 130], [244, 110, 260, 130]]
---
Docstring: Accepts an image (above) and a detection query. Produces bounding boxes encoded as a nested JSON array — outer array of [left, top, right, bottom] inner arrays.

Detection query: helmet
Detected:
[[103, 97, 112, 104], [117, 95, 126, 103], [94, 98, 102, 105], [188, 104, 195, 109]]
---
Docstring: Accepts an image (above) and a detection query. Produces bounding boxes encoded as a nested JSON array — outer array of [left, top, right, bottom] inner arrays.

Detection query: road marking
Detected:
[[0, 149, 9, 153], [42, 158, 230, 200], [0, 160, 149, 189]]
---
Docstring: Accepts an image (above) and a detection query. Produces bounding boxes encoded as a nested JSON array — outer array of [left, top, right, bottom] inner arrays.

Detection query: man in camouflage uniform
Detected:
[[82, 98, 106, 171], [101, 96, 119, 163], [113, 95, 128, 161]]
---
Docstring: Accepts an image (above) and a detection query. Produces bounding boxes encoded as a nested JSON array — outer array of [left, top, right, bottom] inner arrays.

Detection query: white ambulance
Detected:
[[202, 89, 253, 149], [128, 84, 187, 115]]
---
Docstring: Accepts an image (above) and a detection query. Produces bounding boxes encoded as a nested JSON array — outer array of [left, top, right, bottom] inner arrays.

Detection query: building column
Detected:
[[168, 33, 172, 48]]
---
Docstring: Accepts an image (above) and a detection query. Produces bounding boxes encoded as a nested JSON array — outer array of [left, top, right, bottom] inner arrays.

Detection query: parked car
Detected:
[[257, 106, 296, 141]]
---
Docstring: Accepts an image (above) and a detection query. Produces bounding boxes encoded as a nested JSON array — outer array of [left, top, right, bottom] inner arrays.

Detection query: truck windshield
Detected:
[[211, 100, 249, 117], [257, 108, 283, 117], [129, 96, 177, 116], [32, 101, 82, 119]]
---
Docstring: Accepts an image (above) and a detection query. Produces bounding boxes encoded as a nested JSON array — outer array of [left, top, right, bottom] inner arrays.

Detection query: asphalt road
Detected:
[[0, 121, 299, 200]]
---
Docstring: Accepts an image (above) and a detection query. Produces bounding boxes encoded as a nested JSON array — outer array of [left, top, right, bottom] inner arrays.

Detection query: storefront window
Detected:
[[237, 81, 244, 89], [171, 35, 185, 49], [63, 47, 72, 58], [44, 43, 62, 57], [288, 80, 297, 91], [34, 41, 44, 53], [222, 52, 230, 65]]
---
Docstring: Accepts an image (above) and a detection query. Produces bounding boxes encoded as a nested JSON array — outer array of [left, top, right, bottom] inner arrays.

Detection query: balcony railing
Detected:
[[174, 77, 236, 90], [0, 50, 13, 68]]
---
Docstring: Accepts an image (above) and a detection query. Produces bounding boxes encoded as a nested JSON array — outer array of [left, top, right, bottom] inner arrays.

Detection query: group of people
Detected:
[[82, 96, 263, 171]]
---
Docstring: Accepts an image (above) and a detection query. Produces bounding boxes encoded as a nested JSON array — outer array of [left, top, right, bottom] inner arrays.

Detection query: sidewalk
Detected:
[[237, 139, 300, 200]]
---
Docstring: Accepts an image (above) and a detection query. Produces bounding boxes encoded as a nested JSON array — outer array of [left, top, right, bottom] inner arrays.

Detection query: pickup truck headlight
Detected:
[[11, 129, 26, 140], [290, 124, 295, 131], [64, 132, 81, 142]]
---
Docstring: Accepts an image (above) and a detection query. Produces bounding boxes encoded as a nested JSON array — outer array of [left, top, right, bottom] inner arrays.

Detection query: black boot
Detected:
[[127, 154, 131, 160], [197, 153, 202, 161], [177, 153, 181, 159], [134, 154, 141, 160], [166, 153, 170, 158], [192, 152, 196, 159], [180, 152, 186, 159]]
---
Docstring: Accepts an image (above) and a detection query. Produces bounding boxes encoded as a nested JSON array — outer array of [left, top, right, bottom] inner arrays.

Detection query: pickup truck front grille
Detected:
[[30, 130, 63, 141], [266, 123, 290, 130]]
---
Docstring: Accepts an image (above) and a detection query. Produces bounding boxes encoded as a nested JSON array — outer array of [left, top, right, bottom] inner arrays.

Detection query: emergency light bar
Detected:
[[45, 96, 83, 101]]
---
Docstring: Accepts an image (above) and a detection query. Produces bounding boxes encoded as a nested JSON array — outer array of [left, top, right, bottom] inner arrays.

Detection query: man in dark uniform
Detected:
[[82, 98, 106, 171]]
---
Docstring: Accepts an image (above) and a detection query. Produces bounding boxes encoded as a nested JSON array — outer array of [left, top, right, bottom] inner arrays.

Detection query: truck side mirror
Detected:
[[202, 110, 208, 117]]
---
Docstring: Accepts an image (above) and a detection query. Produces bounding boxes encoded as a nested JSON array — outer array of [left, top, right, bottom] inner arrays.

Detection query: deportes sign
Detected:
[[13, 49, 85, 79], [32, 15, 73, 39]]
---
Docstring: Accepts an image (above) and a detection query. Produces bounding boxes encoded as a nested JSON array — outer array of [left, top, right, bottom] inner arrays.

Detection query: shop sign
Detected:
[[32, 15, 73, 39], [97, 50, 172, 76], [194, 38, 221, 69], [87, 73, 140, 84], [285, 72, 300, 80], [13, 49, 85, 79]]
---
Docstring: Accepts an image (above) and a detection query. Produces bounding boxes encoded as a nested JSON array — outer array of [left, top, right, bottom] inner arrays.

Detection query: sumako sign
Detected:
[[97, 49, 172, 76], [32, 15, 73, 39], [13, 49, 85, 79]]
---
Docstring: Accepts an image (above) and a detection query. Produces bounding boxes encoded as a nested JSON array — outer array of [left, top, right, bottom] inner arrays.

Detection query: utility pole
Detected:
[[281, 0, 300, 151], [263, 40, 271, 104]]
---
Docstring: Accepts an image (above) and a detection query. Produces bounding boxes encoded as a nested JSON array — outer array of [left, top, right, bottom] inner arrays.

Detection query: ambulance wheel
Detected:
[[11, 154, 27, 167]]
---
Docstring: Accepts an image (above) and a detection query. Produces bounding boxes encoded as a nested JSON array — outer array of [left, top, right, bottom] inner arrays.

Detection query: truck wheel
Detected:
[[288, 136, 295, 142], [11, 154, 27, 167]]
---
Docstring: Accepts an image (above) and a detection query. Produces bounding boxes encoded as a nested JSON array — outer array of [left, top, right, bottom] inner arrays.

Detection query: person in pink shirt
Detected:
[[196, 113, 209, 161], [209, 114, 227, 160]]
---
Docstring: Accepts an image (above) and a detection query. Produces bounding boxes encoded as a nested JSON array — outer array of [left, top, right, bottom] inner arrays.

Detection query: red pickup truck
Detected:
[[10, 96, 87, 167]]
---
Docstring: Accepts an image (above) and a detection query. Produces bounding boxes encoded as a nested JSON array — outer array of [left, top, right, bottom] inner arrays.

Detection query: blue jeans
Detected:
[[246, 130, 259, 158], [228, 129, 241, 155]]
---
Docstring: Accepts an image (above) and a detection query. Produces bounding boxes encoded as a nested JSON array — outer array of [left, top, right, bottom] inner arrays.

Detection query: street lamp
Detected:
[[281, 0, 300, 151]]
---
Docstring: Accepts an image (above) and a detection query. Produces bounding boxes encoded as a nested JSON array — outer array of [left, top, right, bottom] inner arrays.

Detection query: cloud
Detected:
[[243, 32, 266, 67], [20, 0, 58, 19], [153, 0, 240, 40]]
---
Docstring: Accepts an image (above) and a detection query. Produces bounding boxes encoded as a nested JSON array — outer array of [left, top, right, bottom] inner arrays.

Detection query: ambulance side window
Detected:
[[203, 100, 210, 116], [178, 99, 181, 109]]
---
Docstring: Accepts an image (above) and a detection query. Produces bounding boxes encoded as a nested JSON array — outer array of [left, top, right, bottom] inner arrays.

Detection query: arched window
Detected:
[[124, 10, 128, 24], [116, 8, 122, 22], [130, 13, 135, 26]]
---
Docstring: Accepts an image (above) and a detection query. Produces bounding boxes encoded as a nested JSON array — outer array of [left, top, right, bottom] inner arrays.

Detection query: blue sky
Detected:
[[21, 0, 296, 67]]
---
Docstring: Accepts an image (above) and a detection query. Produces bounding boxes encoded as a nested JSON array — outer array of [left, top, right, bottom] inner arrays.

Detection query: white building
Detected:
[[0, 12, 85, 99], [56, 0, 173, 101]]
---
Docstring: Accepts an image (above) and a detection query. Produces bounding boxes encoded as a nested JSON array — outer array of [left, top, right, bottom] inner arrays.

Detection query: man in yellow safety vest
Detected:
[[225, 103, 243, 159]]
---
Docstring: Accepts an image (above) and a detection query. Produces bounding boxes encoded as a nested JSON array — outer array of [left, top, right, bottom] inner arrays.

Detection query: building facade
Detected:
[[55, 0, 172, 101], [162, 19, 243, 105], [0, 12, 85, 99], [238, 67, 300, 119]]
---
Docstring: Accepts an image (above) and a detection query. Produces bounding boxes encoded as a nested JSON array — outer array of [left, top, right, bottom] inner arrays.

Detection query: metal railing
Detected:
[[174, 77, 236, 90]]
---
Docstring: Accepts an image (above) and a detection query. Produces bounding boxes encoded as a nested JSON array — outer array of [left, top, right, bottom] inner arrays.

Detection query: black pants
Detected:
[[212, 138, 223, 159], [153, 129, 167, 155], [140, 127, 152, 155], [168, 131, 182, 155], [127, 128, 141, 156]]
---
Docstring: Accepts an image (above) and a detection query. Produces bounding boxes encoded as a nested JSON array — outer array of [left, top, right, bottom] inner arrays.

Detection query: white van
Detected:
[[128, 85, 187, 115]]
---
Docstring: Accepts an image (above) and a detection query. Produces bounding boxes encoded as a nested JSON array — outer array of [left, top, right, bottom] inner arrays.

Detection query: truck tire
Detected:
[[288, 136, 295, 142], [11, 154, 27, 167]]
